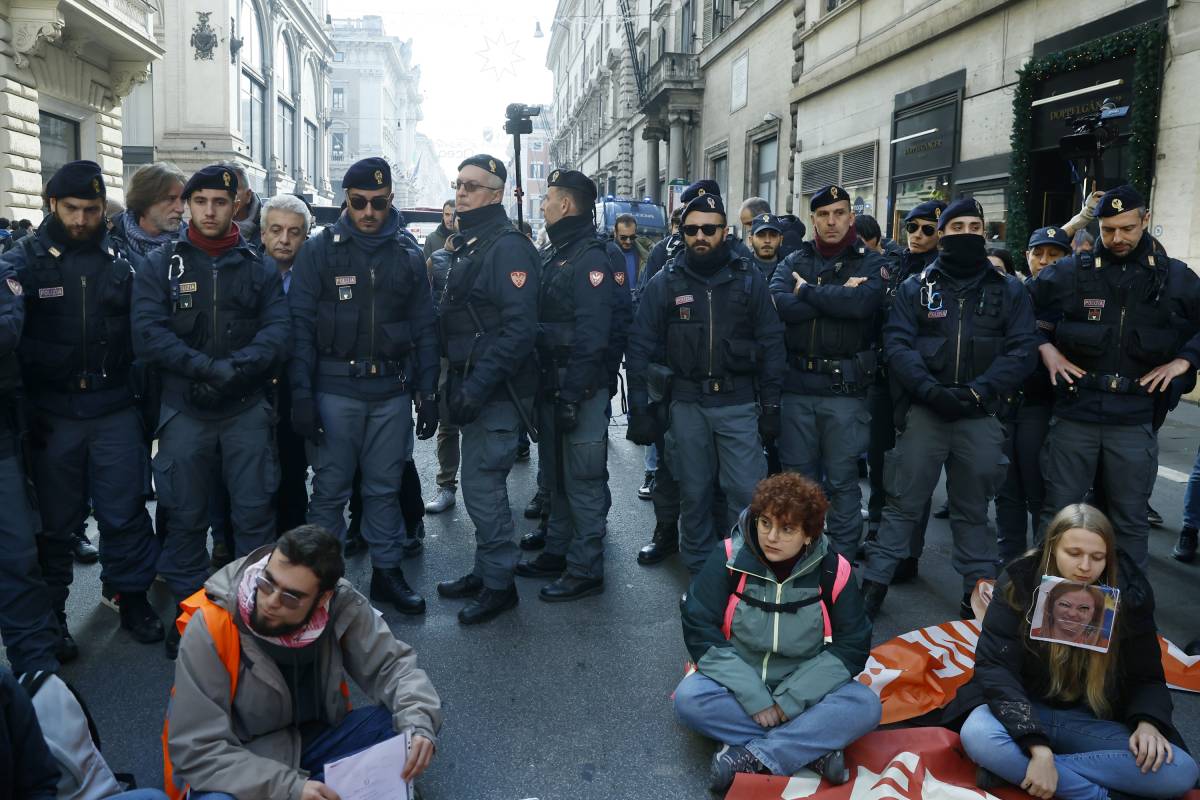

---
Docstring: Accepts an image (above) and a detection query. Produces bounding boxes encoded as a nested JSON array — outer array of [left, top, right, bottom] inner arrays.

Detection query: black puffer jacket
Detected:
[[949, 551, 1185, 753]]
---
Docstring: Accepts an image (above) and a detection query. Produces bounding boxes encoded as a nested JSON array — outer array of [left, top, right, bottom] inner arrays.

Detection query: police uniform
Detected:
[[131, 164, 291, 654], [861, 198, 1038, 617], [864, 200, 945, 571], [514, 170, 614, 600], [748, 213, 783, 280], [0, 260, 62, 674], [3, 161, 162, 653], [994, 226, 1069, 565], [434, 154, 541, 625], [1031, 186, 1200, 569], [639, 180, 753, 292], [770, 186, 886, 556], [288, 158, 438, 615], [627, 192, 785, 574]]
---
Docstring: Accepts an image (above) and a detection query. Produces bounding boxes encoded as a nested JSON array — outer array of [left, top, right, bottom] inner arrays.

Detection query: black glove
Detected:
[[926, 386, 966, 421], [448, 388, 482, 426], [758, 404, 782, 444], [626, 409, 659, 445], [203, 358, 238, 392], [188, 381, 226, 410], [291, 395, 324, 444], [555, 400, 579, 433], [415, 394, 439, 440], [948, 386, 982, 414]]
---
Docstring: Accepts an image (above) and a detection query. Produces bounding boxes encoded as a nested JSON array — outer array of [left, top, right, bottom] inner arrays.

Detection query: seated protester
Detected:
[[959, 503, 1199, 800], [164, 525, 442, 800], [674, 473, 880, 793]]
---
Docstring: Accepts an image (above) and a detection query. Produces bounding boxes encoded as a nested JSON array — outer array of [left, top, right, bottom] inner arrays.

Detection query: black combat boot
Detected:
[[1173, 526, 1197, 563], [515, 552, 566, 578], [637, 520, 679, 565], [523, 488, 548, 520], [519, 525, 547, 551], [55, 610, 79, 664], [370, 567, 426, 615], [436, 573, 483, 599], [860, 579, 888, 620], [119, 591, 165, 643], [458, 584, 518, 625]]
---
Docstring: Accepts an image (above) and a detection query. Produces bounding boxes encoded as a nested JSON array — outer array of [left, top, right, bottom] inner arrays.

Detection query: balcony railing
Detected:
[[643, 52, 700, 102]]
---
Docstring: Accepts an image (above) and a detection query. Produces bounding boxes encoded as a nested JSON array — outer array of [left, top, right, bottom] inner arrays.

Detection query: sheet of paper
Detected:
[[324, 731, 411, 800]]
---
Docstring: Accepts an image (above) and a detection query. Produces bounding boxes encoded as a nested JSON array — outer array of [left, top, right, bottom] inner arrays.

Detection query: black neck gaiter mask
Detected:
[[938, 234, 988, 279]]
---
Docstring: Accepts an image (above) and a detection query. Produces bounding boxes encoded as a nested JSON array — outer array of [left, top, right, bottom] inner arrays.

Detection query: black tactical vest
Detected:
[[1053, 251, 1177, 379], [912, 266, 1009, 386], [783, 251, 875, 360], [439, 227, 523, 368], [313, 229, 418, 366], [662, 258, 759, 381], [17, 236, 135, 392], [538, 238, 607, 361], [166, 242, 263, 359]]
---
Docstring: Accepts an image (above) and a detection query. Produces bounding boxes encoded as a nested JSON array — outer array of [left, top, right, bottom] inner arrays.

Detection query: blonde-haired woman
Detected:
[[959, 504, 1197, 800]]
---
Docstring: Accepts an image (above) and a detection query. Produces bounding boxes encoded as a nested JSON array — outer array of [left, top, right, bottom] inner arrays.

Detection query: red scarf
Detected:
[[814, 224, 858, 258], [187, 222, 241, 257]]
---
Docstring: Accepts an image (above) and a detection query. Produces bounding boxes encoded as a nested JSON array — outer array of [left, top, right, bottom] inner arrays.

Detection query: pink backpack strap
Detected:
[[720, 538, 743, 640], [819, 554, 853, 643]]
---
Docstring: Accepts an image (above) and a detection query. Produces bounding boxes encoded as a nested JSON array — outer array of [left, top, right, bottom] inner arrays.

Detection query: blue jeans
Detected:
[[673, 672, 881, 776], [1184, 442, 1200, 531], [189, 705, 396, 798], [644, 443, 658, 472], [961, 703, 1199, 800]]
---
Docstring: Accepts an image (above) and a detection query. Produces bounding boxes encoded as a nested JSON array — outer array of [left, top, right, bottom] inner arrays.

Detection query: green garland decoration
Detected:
[[1007, 22, 1164, 254]]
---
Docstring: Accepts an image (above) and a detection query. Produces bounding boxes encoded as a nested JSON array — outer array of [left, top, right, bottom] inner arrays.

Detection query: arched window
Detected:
[[275, 36, 295, 173], [238, 0, 266, 166], [303, 62, 320, 181]]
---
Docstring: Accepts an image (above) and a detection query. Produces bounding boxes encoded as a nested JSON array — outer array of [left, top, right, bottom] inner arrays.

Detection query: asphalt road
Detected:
[[14, 406, 1200, 799]]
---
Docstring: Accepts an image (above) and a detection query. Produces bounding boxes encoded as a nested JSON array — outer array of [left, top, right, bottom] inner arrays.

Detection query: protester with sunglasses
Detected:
[[626, 188, 784, 575], [769, 185, 886, 557], [860, 197, 1039, 620], [863, 200, 946, 581], [164, 524, 442, 800]]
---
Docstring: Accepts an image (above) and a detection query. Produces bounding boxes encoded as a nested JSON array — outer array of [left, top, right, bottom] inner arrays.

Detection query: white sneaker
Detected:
[[425, 487, 456, 513]]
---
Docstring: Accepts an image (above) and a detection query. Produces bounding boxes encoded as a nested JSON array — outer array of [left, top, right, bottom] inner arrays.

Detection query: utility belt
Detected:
[[672, 375, 749, 396], [1069, 372, 1149, 397], [789, 351, 876, 393], [317, 358, 408, 381], [50, 372, 128, 394]]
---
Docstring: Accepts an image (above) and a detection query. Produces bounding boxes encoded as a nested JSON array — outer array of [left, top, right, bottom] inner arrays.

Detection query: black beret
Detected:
[[342, 157, 391, 190], [904, 200, 947, 224], [458, 153, 507, 184], [547, 168, 597, 205], [681, 180, 721, 204], [809, 185, 850, 212], [1027, 226, 1072, 252], [182, 165, 238, 200], [1097, 185, 1145, 217], [46, 160, 105, 200], [750, 213, 782, 235], [681, 192, 725, 223], [937, 197, 985, 231]]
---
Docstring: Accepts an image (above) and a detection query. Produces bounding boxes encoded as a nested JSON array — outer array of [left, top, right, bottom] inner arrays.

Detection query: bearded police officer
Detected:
[[860, 198, 1038, 619], [435, 154, 540, 624], [770, 185, 885, 556], [4, 161, 163, 659], [626, 191, 784, 574], [1031, 185, 1200, 569], [132, 164, 290, 657], [864, 200, 946, 577], [512, 169, 614, 601], [747, 213, 784, 280], [288, 158, 438, 615]]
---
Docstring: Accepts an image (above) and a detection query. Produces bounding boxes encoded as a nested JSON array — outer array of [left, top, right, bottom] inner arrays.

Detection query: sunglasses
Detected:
[[617, 234, 637, 242], [681, 224, 722, 237], [906, 222, 937, 236], [348, 196, 390, 211], [454, 180, 496, 193], [255, 574, 305, 609]]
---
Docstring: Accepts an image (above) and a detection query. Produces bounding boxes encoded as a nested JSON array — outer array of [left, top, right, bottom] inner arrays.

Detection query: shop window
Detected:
[[961, 184, 1008, 244], [799, 143, 877, 218], [892, 175, 951, 247]]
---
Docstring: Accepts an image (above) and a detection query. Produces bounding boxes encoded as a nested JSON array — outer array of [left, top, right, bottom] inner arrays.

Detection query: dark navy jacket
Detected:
[[0, 262, 23, 437], [641, 232, 752, 295], [603, 240, 632, 387], [131, 229, 291, 420]]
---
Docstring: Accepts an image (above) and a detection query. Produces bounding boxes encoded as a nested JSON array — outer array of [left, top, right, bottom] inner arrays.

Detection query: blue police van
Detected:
[[594, 197, 667, 239]]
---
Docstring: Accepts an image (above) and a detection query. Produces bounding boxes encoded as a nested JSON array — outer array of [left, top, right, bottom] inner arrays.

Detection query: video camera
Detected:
[[1059, 98, 1130, 161], [504, 103, 542, 135]]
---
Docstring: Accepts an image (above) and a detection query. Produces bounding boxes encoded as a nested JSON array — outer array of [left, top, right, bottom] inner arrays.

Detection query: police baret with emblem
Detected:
[[751, 214, 782, 235], [1027, 226, 1072, 251], [937, 196, 985, 231], [342, 156, 391, 190], [904, 199, 947, 224], [46, 160, 106, 200], [680, 179, 722, 204], [547, 168, 597, 204], [809, 185, 850, 212], [1097, 184, 1146, 217], [458, 153, 507, 184], [682, 192, 726, 223], [182, 164, 238, 201]]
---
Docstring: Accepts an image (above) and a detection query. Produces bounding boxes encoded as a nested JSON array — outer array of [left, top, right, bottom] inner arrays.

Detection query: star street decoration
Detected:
[[476, 32, 524, 80]]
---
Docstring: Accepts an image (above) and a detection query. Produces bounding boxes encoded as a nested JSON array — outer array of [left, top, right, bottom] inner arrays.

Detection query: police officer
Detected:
[[1031, 185, 1200, 569], [0, 248, 64, 675], [3, 161, 163, 658], [861, 198, 1038, 619], [287, 158, 437, 615], [132, 164, 291, 658], [626, 191, 784, 574], [864, 200, 945, 578], [512, 169, 614, 601], [770, 185, 885, 556], [434, 154, 540, 625], [639, 181, 752, 292], [747, 213, 783, 280]]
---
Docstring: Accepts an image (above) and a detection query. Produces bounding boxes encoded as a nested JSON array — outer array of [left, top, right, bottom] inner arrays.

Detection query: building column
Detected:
[[668, 113, 686, 183], [643, 126, 663, 203]]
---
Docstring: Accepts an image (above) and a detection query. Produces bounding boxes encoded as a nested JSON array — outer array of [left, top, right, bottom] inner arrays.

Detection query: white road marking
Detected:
[[1159, 465, 1191, 483]]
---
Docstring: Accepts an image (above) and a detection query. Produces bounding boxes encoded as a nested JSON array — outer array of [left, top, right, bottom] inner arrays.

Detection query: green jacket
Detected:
[[681, 512, 872, 719]]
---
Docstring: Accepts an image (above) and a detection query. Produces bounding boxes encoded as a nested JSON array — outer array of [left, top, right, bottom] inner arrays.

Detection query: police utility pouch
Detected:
[[722, 339, 759, 375], [646, 363, 674, 405], [379, 321, 413, 359], [853, 350, 877, 383], [1055, 320, 1110, 359]]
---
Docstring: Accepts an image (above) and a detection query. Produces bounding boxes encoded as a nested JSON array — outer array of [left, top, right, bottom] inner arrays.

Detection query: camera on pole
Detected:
[[504, 104, 542, 229], [1058, 98, 1129, 195]]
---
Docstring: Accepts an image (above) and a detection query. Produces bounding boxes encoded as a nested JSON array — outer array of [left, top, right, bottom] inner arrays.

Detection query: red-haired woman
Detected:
[[674, 473, 880, 793]]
